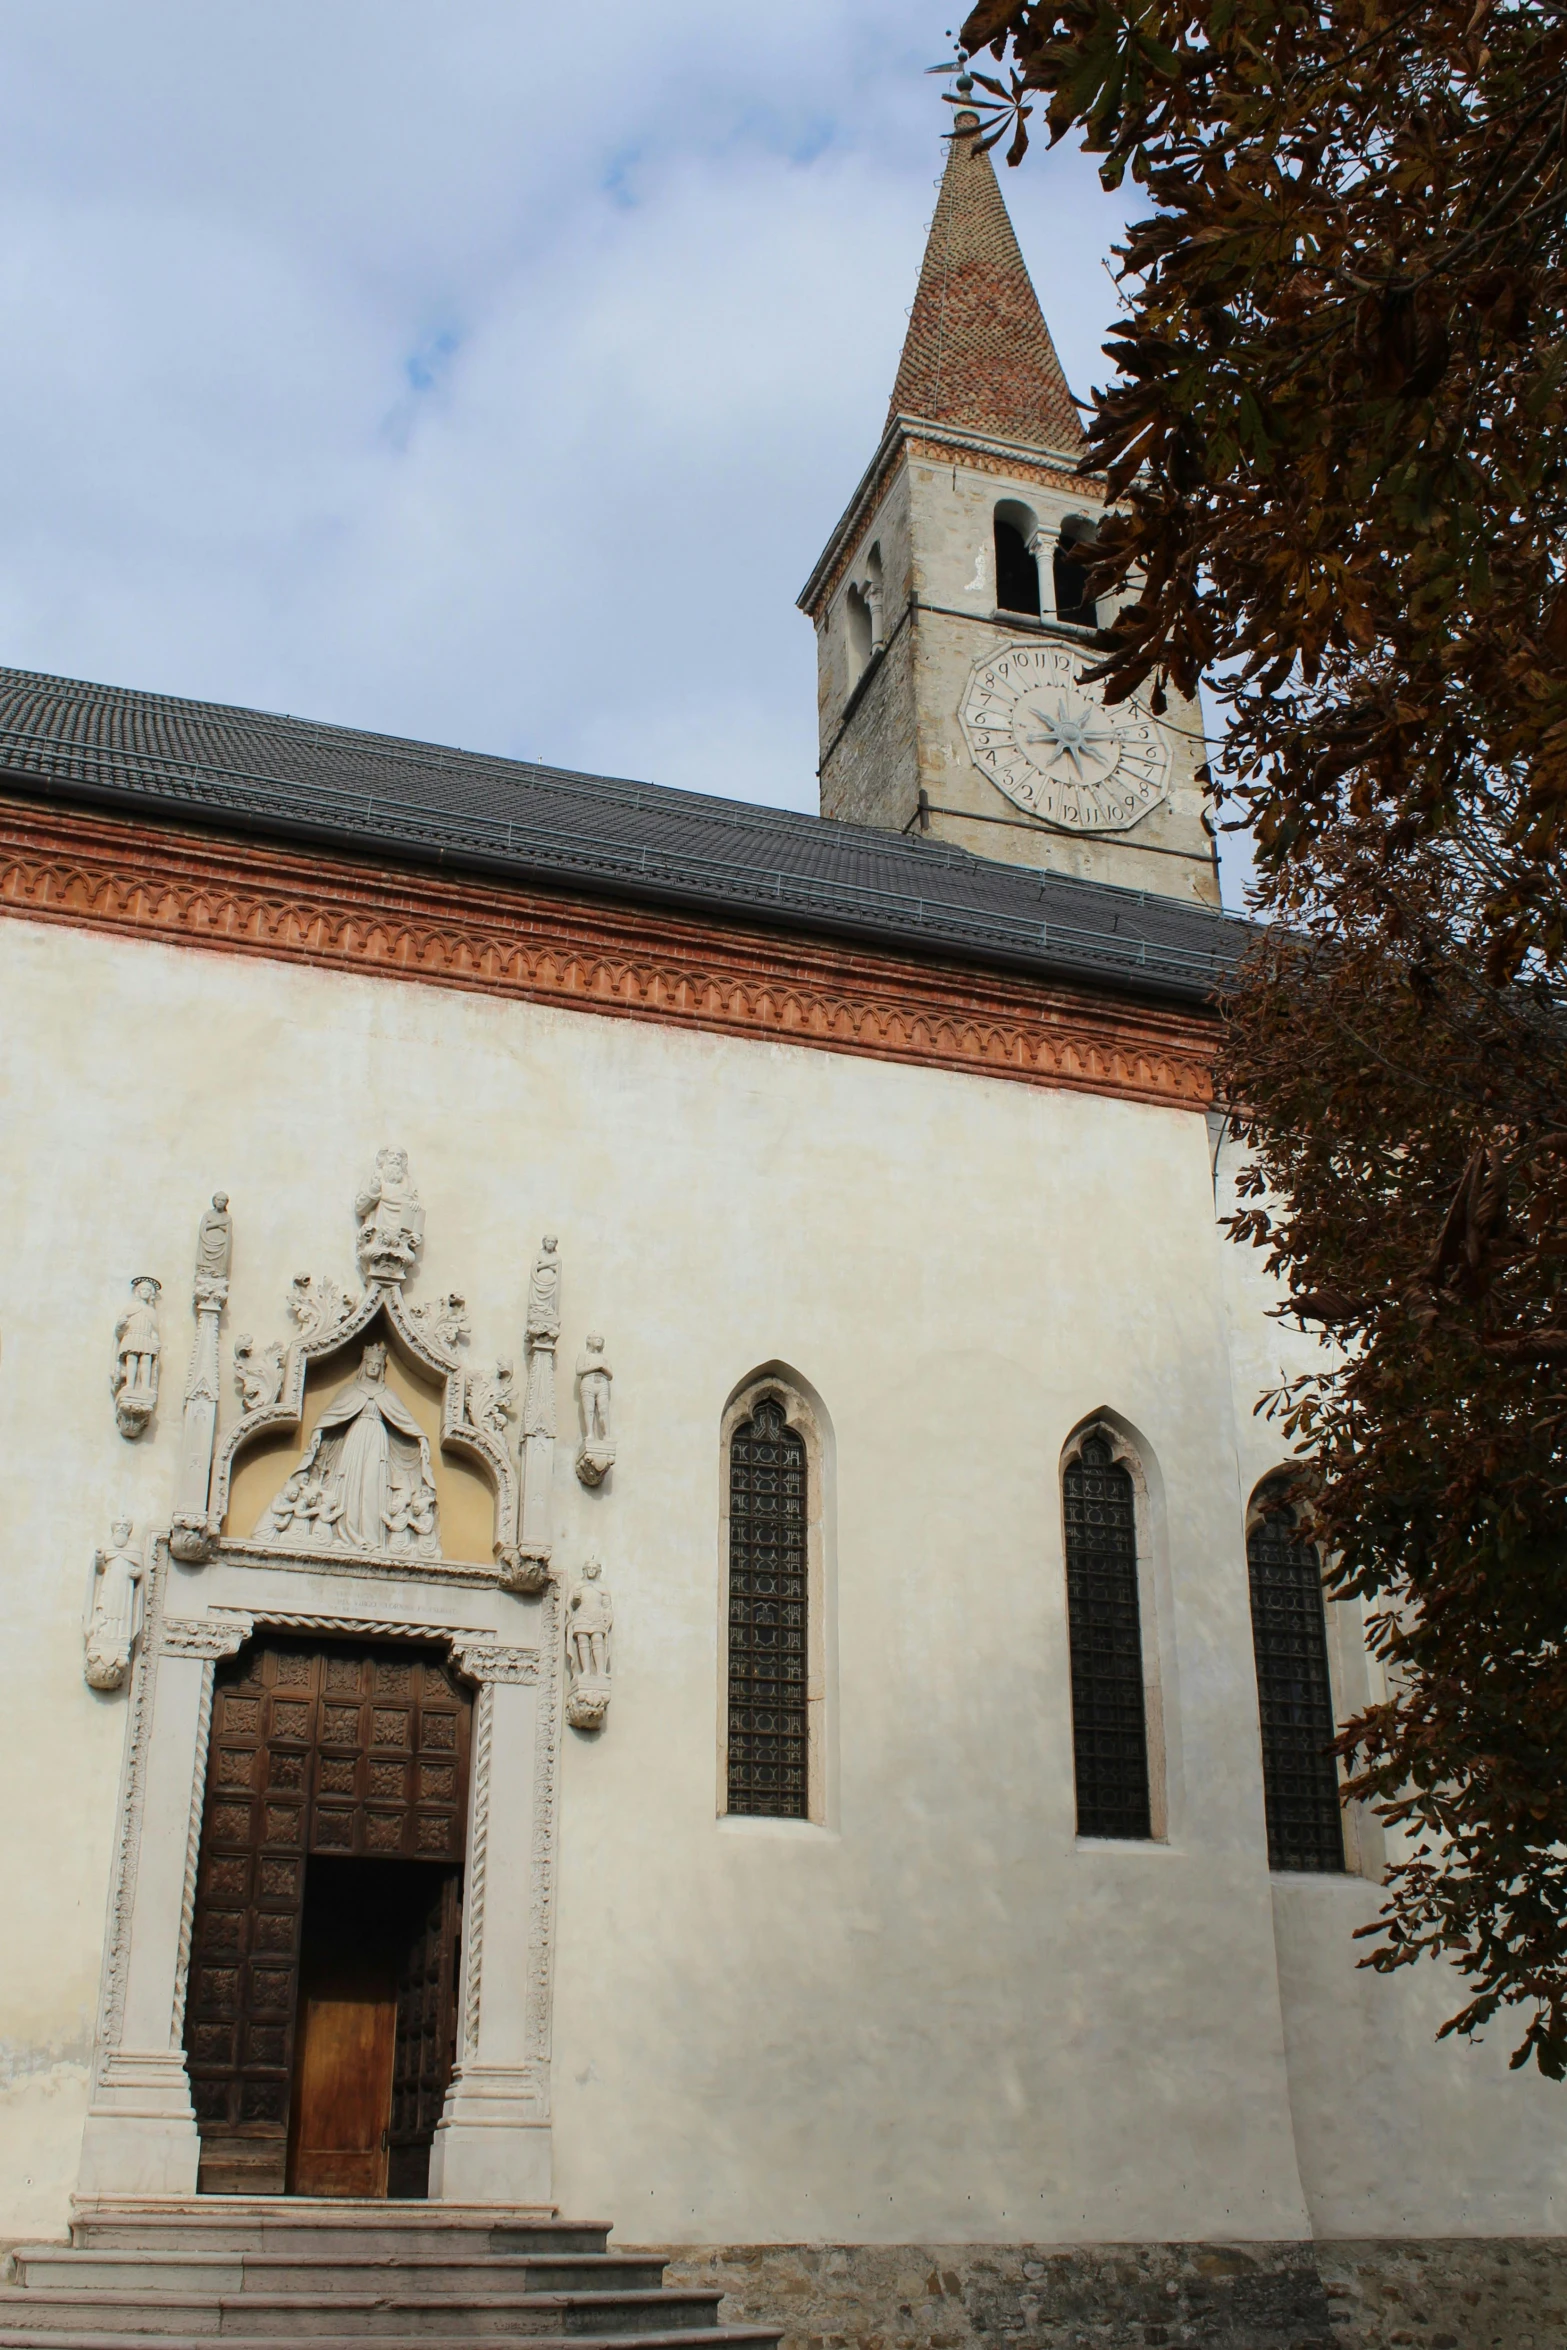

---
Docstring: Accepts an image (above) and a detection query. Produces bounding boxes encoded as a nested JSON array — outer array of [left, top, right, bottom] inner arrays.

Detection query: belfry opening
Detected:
[[183, 1637, 471, 2197]]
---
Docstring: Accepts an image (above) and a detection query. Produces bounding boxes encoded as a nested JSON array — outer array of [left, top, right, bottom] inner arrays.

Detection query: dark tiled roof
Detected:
[[0, 664, 1246, 1004], [886, 118, 1085, 455]]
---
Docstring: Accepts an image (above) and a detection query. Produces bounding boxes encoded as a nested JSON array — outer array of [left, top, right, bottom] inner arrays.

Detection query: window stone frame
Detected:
[[716, 1367, 835, 1833]]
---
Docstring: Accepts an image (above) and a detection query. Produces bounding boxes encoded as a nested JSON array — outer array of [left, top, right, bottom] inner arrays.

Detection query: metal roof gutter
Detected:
[[0, 759, 1244, 1010]]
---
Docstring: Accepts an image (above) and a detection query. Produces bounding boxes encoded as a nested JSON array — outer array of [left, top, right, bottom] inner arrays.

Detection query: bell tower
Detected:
[[798, 95, 1218, 906]]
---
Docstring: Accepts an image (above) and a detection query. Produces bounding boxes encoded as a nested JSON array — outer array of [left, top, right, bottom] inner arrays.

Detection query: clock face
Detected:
[[958, 642, 1173, 833]]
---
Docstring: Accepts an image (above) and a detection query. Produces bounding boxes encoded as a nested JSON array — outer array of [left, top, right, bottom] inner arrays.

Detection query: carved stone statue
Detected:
[[84, 1520, 144, 1691], [112, 1277, 162, 1438], [526, 1235, 562, 1342], [233, 1334, 286, 1415], [259, 1340, 440, 1558], [467, 1358, 516, 1441], [355, 1148, 425, 1284], [514, 1233, 562, 1585], [196, 1192, 232, 1286], [409, 1290, 471, 1353], [575, 1333, 616, 1486], [565, 1558, 613, 1729], [171, 1193, 232, 1562], [289, 1272, 355, 1346]]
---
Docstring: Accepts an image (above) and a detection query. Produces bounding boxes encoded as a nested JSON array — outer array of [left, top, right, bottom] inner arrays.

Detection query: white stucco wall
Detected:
[[1, 914, 1561, 2246], [1214, 1132, 1567, 2237]]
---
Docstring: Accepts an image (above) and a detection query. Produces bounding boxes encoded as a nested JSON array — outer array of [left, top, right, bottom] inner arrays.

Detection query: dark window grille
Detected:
[[1063, 1433, 1151, 1838], [994, 517, 1041, 615], [1247, 1500, 1345, 1872], [727, 1397, 809, 1818]]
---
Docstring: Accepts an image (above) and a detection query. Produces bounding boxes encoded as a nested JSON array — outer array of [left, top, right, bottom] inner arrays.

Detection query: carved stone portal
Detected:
[[467, 1359, 516, 1442], [574, 1333, 615, 1486], [112, 1277, 162, 1439], [196, 1153, 546, 1587], [289, 1272, 355, 1346], [84, 1520, 145, 1690], [565, 1558, 612, 1730], [409, 1290, 471, 1355], [233, 1333, 285, 1415], [258, 1342, 441, 1559]]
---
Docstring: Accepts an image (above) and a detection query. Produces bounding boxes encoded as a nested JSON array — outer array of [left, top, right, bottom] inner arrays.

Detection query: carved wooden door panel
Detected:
[[184, 1639, 471, 2196], [388, 1871, 462, 2198]]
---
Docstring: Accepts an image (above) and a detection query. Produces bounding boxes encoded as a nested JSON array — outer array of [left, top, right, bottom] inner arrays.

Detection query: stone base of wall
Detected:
[[651, 2239, 1567, 2350]]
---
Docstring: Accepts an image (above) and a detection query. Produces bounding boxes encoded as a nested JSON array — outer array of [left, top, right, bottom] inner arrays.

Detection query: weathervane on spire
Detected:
[[926, 28, 1032, 161], [925, 39, 973, 100]]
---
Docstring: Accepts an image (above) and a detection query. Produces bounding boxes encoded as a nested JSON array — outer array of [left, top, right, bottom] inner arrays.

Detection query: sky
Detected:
[[0, 2, 1249, 903]]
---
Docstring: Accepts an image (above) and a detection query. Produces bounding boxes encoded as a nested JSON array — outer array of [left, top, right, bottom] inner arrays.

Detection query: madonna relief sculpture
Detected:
[[260, 1341, 441, 1559]]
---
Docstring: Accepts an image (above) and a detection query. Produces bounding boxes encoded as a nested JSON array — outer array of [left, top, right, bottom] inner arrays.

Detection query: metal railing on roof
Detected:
[[0, 725, 1249, 985]]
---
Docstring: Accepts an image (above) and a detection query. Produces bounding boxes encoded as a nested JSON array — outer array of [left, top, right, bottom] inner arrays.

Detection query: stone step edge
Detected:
[[0, 2333, 782, 2350], [16, 2259, 650, 2276], [69, 2207, 570, 2220], [68, 2213, 579, 2230], [67, 2239, 612, 2258], [0, 2295, 720, 2316]]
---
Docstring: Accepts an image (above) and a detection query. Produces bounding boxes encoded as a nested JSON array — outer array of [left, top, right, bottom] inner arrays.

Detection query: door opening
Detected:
[[185, 1639, 472, 2196], [287, 1857, 460, 2198]]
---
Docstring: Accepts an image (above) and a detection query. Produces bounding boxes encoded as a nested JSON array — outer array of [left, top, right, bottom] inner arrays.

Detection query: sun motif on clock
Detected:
[[958, 643, 1173, 833]]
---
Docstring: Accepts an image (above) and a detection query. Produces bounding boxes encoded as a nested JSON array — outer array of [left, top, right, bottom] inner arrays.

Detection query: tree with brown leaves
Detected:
[[954, 0, 1567, 2068]]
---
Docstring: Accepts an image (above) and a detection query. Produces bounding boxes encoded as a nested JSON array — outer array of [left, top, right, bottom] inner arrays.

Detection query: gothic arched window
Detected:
[[846, 584, 873, 677], [726, 1395, 809, 1818], [994, 507, 1041, 616], [1053, 515, 1099, 626], [1247, 1489, 1345, 1872], [1063, 1431, 1152, 1839]]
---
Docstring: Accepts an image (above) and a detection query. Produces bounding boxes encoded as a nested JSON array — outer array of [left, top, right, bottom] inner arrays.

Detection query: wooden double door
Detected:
[[184, 1638, 471, 2197]]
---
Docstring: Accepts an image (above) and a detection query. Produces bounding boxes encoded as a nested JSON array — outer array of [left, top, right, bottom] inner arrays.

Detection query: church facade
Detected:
[[0, 106, 1561, 2350]]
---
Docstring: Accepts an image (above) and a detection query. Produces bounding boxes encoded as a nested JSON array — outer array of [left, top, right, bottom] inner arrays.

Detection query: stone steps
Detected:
[[0, 2201, 780, 2350], [0, 2337, 776, 2350], [11, 2259, 670, 2299], [65, 2210, 609, 2259], [0, 2292, 729, 2340]]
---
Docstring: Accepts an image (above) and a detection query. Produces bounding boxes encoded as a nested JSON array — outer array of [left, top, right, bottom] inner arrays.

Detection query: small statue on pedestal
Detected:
[[355, 1147, 425, 1284], [112, 1277, 162, 1438], [574, 1334, 615, 1485], [195, 1193, 232, 1290], [84, 1520, 145, 1691], [565, 1557, 613, 1730]]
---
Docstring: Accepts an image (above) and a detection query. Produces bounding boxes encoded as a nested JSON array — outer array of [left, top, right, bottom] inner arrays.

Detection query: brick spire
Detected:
[[887, 112, 1085, 453]]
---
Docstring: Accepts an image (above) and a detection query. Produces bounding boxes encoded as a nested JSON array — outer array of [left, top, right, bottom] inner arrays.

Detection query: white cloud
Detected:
[[0, 0, 1248, 899]]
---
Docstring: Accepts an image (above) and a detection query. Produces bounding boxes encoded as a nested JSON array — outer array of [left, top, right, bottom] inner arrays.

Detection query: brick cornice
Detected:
[[0, 797, 1217, 1111]]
